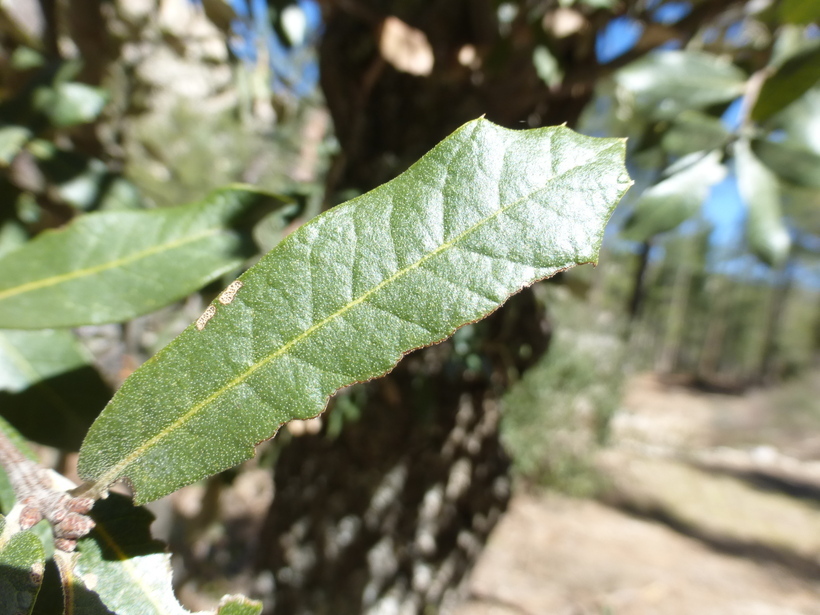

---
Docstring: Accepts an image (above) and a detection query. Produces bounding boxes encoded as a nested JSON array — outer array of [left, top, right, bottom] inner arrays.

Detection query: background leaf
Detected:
[[0, 518, 45, 615], [0, 418, 54, 567], [0, 222, 27, 259], [215, 598, 262, 615], [752, 43, 820, 122], [615, 51, 746, 120], [0, 125, 31, 166], [734, 139, 791, 267], [763, 87, 820, 158], [660, 112, 731, 157], [0, 417, 39, 514], [753, 138, 820, 188], [0, 186, 284, 329], [33, 83, 108, 128], [50, 552, 114, 615], [0, 329, 111, 450], [622, 150, 726, 243], [78, 118, 631, 503], [74, 495, 261, 615], [778, 0, 820, 25]]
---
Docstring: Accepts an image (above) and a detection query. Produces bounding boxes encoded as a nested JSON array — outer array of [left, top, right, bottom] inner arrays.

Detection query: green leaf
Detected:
[[615, 51, 746, 120], [24, 142, 143, 211], [769, 25, 820, 68], [0, 417, 39, 514], [73, 495, 261, 615], [73, 497, 178, 615], [33, 83, 108, 128], [533, 46, 563, 88], [52, 552, 114, 614], [215, 598, 263, 615], [9, 47, 45, 71], [25, 141, 104, 209], [765, 87, 820, 156], [753, 138, 820, 189], [779, 0, 820, 24], [734, 140, 791, 268], [0, 518, 45, 615], [752, 44, 820, 123], [0, 329, 111, 450], [622, 150, 725, 243], [77, 118, 631, 503], [49, 157, 109, 211], [0, 330, 93, 394], [0, 186, 283, 329], [0, 221, 28, 259], [97, 177, 145, 212], [0, 420, 57, 555], [0, 417, 37, 460], [0, 126, 31, 167], [781, 184, 820, 236], [660, 111, 731, 157]]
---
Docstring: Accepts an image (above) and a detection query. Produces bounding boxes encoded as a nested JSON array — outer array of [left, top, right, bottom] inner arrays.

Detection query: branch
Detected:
[[0, 429, 95, 551]]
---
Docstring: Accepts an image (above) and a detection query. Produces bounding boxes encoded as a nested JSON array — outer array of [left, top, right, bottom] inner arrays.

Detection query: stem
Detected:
[[0, 430, 95, 551], [738, 67, 774, 129]]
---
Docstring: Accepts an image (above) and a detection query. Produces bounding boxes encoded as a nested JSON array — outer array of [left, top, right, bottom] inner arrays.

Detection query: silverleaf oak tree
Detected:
[[1, 0, 818, 613], [0, 118, 630, 613]]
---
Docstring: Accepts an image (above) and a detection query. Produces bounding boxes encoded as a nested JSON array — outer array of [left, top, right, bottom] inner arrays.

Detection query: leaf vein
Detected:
[[0, 228, 220, 301]]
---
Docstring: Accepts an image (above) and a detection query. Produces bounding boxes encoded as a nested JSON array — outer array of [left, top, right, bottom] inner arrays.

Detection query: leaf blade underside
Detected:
[[70, 495, 262, 615], [78, 118, 632, 503]]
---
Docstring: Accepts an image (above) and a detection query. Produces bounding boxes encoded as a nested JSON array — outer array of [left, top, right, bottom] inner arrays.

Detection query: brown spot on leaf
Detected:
[[196, 305, 217, 331], [218, 280, 244, 305]]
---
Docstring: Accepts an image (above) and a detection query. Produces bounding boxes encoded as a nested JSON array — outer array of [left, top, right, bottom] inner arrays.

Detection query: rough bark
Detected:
[[253, 2, 587, 612], [257, 290, 550, 614]]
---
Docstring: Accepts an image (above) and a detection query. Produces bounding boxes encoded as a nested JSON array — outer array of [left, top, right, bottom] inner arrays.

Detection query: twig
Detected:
[[738, 66, 773, 129], [0, 429, 95, 551]]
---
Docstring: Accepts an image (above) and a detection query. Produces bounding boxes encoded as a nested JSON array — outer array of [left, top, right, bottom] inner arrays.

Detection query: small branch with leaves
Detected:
[[0, 429, 95, 551]]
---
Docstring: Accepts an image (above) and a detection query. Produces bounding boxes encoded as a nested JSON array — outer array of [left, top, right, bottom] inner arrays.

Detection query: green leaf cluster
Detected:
[[0, 50, 141, 228], [603, 29, 820, 267]]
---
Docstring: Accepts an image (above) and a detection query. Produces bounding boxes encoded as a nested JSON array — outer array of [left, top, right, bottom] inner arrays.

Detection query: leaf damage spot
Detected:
[[218, 280, 244, 305], [196, 305, 217, 331]]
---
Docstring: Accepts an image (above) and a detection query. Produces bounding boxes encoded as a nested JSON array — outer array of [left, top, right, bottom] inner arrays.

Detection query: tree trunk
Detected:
[[758, 264, 793, 384], [257, 290, 550, 614], [628, 241, 651, 322], [254, 1, 597, 611]]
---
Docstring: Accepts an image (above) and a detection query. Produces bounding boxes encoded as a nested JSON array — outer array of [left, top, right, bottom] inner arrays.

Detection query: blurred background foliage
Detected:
[[1, 0, 819, 612]]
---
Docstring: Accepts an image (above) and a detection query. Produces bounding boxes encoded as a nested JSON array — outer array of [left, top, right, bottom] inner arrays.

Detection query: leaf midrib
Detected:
[[0, 228, 221, 302], [93, 141, 620, 494]]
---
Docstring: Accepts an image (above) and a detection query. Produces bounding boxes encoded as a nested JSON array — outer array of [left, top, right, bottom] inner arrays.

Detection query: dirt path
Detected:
[[454, 372, 820, 615]]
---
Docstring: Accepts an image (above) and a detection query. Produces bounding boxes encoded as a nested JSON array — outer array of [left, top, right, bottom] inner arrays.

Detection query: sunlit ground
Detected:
[[457, 369, 820, 614]]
